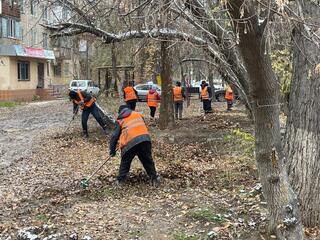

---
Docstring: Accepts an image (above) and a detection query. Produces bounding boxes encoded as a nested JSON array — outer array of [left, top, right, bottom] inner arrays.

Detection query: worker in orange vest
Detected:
[[173, 81, 186, 120], [69, 90, 114, 138], [225, 84, 234, 111], [146, 85, 161, 120], [109, 105, 160, 186], [122, 82, 138, 110], [200, 80, 213, 114]]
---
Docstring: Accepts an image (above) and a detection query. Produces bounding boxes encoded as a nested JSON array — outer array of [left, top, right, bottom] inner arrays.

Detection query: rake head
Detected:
[[80, 178, 89, 189]]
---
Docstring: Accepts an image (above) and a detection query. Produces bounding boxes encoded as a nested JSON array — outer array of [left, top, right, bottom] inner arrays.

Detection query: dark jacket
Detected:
[[109, 108, 151, 156]]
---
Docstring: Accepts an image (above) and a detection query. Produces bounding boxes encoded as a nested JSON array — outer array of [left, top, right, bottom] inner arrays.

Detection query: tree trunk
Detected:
[[159, 41, 175, 130], [285, 0, 320, 227], [111, 42, 118, 93], [227, 1, 304, 239]]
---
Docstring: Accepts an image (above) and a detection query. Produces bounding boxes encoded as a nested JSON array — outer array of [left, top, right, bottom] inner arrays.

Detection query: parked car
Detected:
[[69, 80, 100, 96], [134, 83, 161, 101]]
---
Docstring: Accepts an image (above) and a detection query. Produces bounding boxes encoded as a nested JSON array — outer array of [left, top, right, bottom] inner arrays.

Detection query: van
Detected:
[[69, 80, 100, 96]]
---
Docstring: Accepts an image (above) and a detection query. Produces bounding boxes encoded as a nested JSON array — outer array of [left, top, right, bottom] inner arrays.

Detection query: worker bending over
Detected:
[[69, 90, 114, 138], [109, 105, 160, 186]]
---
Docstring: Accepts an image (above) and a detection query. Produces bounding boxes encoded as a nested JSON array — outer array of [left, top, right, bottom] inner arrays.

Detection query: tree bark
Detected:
[[227, 1, 304, 239], [285, 0, 320, 227], [159, 41, 175, 130], [111, 42, 118, 93]]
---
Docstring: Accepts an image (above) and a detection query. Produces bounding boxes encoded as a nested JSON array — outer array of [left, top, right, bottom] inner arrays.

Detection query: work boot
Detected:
[[114, 179, 126, 188], [151, 176, 161, 187], [82, 131, 89, 139]]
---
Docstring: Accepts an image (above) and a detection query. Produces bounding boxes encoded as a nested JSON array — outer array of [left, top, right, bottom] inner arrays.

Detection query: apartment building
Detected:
[[0, 0, 80, 101]]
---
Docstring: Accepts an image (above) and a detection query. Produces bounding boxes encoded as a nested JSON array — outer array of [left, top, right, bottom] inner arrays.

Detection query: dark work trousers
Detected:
[[174, 101, 183, 119], [227, 100, 233, 110], [126, 100, 137, 110], [149, 106, 156, 118], [118, 141, 158, 181], [82, 103, 106, 133], [203, 99, 212, 113]]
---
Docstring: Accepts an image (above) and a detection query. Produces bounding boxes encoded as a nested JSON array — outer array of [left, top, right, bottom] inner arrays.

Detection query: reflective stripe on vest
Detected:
[[173, 86, 183, 102], [118, 112, 149, 149], [225, 87, 234, 100], [147, 92, 159, 107], [201, 87, 209, 100], [124, 87, 137, 101], [74, 90, 95, 109]]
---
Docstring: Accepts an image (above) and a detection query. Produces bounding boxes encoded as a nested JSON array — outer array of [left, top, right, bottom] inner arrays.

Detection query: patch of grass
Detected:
[[36, 213, 50, 222], [0, 101, 19, 107], [190, 208, 225, 223], [128, 230, 143, 238], [173, 232, 199, 240]]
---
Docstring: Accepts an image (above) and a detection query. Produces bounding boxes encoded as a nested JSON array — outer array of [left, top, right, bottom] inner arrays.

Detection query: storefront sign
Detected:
[[14, 45, 55, 60]]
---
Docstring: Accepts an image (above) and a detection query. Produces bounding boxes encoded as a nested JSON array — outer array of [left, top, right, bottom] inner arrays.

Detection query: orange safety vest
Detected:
[[173, 86, 183, 102], [147, 92, 159, 107], [225, 86, 234, 101], [74, 90, 95, 110], [124, 86, 137, 101], [118, 111, 149, 149], [200, 86, 209, 100]]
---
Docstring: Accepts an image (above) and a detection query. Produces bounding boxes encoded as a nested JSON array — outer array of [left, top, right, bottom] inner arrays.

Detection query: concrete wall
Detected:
[[0, 56, 10, 90], [0, 56, 50, 90]]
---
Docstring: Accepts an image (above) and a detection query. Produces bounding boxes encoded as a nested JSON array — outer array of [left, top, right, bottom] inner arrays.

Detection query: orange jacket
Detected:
[[173, 86, 183, 102], [123, 86, 137, 101], [225, 86, 234, 101], [200, 86, 209, 100], [118, 111, 149, 150], [147, 90, 160, 107], [74, 90, 95, 110]]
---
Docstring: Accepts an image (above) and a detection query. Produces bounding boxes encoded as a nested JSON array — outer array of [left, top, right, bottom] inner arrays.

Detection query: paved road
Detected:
[[0, 100, 71, 168]]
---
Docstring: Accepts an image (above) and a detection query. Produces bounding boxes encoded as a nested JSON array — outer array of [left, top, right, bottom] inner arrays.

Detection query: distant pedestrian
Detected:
[[146, 85, 160, 120], [109, 105, 160, 186], [225, 84, 234, 111], [173, 81, 186, 120], [200, 80, 212, 114], [123, 82, 138, 110]]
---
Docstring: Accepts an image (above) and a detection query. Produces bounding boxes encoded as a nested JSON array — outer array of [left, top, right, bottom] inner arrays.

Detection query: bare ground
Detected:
[[1, 100, 317, 240]]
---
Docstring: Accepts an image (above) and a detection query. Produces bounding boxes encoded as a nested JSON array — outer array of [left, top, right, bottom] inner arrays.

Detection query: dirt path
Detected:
[[0, 100, 285, 240], [0, 100, 73, 168]]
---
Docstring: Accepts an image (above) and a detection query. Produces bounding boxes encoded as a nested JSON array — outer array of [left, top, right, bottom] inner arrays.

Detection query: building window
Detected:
[[30, 0, 34, 15], [31, 31, 37, 46], [19, 0, 24, 13], [7, 19, 16, 38], [43, 33, 48, 49], [54, 63, 61, 76], [64, 62, 69, 76], [18, 61, 30, 81]]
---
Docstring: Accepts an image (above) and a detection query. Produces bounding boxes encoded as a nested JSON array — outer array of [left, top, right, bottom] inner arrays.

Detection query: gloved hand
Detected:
[[110, 151, 116, 157], [79, 101, 85, 107]]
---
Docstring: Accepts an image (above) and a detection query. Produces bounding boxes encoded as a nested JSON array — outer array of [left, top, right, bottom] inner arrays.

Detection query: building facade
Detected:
[[0, 0, 79, 101]]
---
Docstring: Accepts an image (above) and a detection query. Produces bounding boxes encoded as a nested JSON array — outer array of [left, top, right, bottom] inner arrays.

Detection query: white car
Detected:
[[69, 80, 100, 96], [134, 83, 161, 101]]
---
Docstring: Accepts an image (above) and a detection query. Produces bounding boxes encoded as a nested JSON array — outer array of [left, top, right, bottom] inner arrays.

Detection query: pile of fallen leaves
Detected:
[[0, 101, 303, 239]]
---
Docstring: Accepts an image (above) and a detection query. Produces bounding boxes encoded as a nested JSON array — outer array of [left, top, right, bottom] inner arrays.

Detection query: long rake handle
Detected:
[[85, 155, 113, 182]]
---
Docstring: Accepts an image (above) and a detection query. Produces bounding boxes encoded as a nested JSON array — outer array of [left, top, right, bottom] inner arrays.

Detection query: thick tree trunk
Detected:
[[159, 41, 175, 130], [228, 1, 304, 239], [285, 0, 320, 227]]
